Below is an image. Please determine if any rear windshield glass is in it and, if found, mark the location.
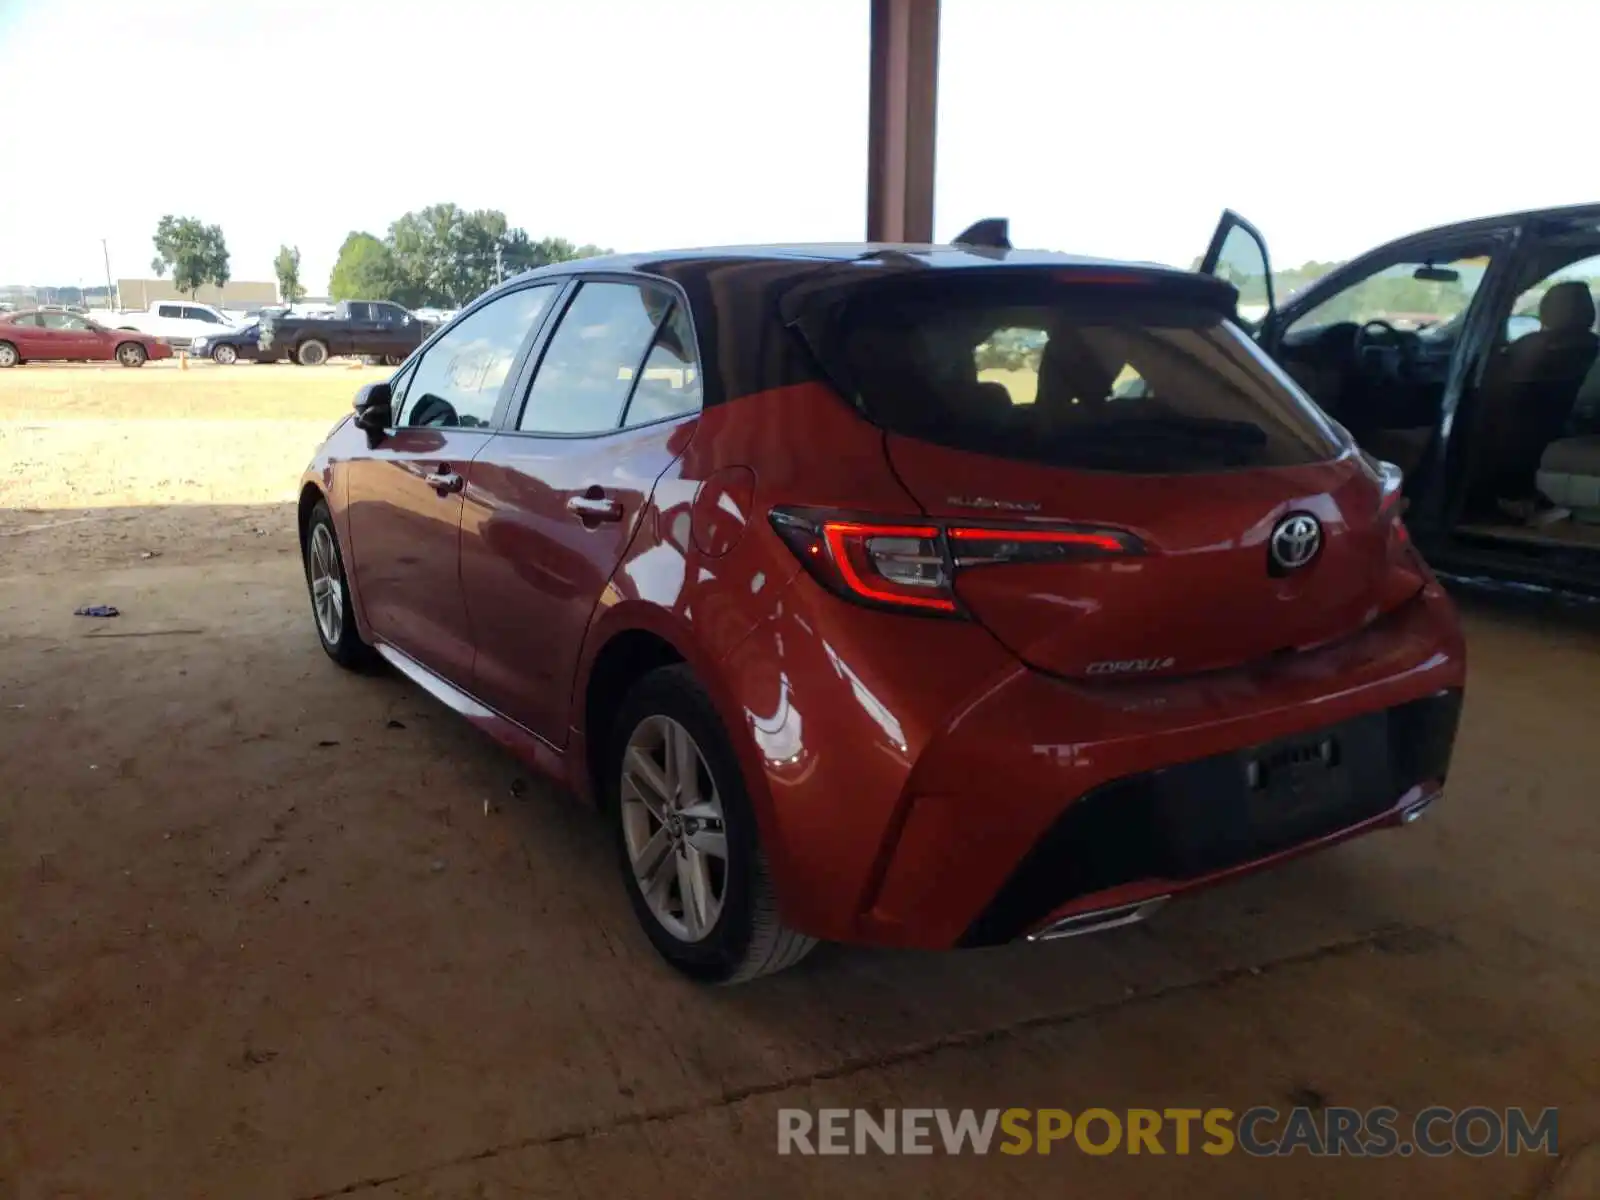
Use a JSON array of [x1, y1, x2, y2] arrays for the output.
[[814, 276, 1342, 473]]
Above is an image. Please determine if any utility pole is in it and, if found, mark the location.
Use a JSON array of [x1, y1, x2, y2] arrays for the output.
[[101, 238, 116, 311]]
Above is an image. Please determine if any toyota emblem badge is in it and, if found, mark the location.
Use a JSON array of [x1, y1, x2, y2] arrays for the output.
[[1269, 513, 1322, 572]]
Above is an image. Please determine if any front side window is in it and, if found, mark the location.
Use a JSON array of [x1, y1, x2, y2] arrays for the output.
[[1288, 254, 1492, 337], [394, 284, 557, 429], [519, 282, 672, 434], [41, 311, 82, 330]]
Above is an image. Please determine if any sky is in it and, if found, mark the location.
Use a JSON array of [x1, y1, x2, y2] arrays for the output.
[[2, 0, 1597, 294]]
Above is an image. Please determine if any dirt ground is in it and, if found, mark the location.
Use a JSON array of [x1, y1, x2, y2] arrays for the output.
[[1, 365, 1598, 1199]]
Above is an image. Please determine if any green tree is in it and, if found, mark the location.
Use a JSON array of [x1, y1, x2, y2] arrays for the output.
[[273, 244, 305, 303], [387, 203, 506, 306], [328, 232, 401, 303], [150, 215, 230, 297], [385, 203, 613, 306], [502, 233, 612, 276]]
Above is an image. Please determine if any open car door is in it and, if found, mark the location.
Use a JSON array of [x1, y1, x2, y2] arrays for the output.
[[1199, 210, 1276, 333]]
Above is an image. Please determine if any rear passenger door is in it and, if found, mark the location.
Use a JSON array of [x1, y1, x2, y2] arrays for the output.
[[460, 279, 703, 743], [4, 312, 49, 358]]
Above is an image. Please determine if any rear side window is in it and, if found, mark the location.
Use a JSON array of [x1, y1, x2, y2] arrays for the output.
[[157, 304, 182, 318], [519, 281, 673, 434], [623, 304, 702, 428], [812, 276, 1341, 472]]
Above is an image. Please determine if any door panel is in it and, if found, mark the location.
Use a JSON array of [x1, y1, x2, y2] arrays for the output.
[[344, 428, 492, 686], [461, 417, 694, 743], [7, 316, 46, 357], [34, 325, 74, 359], [457, 278, 698, 744], [342, 281, 566, 686]]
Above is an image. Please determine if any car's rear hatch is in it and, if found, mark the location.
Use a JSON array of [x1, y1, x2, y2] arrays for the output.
[[786, 263, 1425, 679]]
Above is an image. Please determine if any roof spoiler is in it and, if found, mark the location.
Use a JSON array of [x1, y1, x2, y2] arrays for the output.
[[953, 218, 1012, 250]]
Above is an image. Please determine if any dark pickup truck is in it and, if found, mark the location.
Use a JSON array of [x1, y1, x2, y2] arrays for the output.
[[258, 300, 433, 366]]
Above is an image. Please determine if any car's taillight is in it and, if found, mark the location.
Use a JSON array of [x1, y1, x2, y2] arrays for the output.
[[774, 514, 957, 612], [947, 525, 1137, 565], [769, 507, 1140, 616]]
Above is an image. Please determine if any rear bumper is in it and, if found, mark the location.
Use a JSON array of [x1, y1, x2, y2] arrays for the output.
[[1021, 782, 1441, 944], [721, 578, 1466, 948], [959, 687, 1459, 945]]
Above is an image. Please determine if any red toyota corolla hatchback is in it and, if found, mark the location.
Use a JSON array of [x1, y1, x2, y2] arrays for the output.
[[298, 243, 1466, 983]]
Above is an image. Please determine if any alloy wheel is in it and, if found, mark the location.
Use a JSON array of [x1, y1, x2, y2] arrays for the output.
[[619, 714, 730, 943], [0, 344, 16, 368], [214, 344, 237, 365], [308, 523, 343, 645]]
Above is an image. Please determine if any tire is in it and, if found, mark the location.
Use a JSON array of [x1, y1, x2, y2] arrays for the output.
[[0, 342, 17, 368], [303, 500, 372, 669], [211, 343, 238, 365], [296, 338, 329, 367], [115, 342, 147, 368], [607, 665, 817, 984]]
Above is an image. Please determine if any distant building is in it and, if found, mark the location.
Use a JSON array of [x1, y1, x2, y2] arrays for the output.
[[114, 278, 278, 309]]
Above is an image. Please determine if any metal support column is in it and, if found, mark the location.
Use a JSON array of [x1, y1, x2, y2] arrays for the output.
[[866, 0, 940, 243]]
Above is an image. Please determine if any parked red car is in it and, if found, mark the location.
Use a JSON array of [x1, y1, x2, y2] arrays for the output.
[[298, 240, 1466, 983], [0, 309, 170, 367]]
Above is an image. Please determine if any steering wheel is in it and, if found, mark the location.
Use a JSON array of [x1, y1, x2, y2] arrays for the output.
[[1351, 317, 1419, 376], [1352, 318, 1404, 354]]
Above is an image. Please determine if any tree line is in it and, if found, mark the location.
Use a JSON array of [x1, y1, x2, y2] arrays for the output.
[[328, 205, 609, 308], [141, 205, 608, 310]]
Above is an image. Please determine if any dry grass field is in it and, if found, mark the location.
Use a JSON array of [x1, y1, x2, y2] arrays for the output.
[[0, 362, 386, 569], [1, 364, 1599, 1198]]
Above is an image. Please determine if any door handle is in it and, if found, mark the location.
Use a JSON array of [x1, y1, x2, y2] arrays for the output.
[[567, 493, 624, 522], [424, 469, 464, 495]]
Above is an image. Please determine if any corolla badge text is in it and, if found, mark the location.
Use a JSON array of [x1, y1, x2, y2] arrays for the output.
[[1085, 657, 1177, 676]]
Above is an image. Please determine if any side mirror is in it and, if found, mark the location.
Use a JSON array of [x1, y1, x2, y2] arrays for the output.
[[353, 381, 393, 445]]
